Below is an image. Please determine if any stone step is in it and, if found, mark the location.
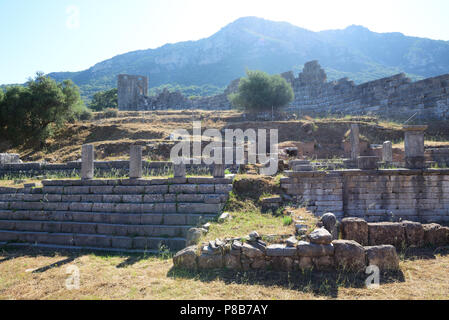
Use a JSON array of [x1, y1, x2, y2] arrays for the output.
[[0, 230, 186, 251], [0, 220, 193, 238], [0, 210, 216, 226], [0, 193, 229, 203], [38, 184, 233, 195], [0, 202, 225, 214], [0, 242, 159, 254]]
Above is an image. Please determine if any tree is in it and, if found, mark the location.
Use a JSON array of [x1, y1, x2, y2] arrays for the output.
[[228, 70, 294, 112], [89, 88, 118, 111], [0, 72, 86, 147]]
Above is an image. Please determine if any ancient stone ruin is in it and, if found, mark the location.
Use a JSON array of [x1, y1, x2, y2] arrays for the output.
[[118, 60, 449, 120]]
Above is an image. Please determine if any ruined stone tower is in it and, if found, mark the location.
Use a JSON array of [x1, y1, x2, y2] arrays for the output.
[[117, 74, 149, 110]]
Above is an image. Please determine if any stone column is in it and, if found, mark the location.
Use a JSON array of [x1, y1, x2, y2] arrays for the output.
[[81, 144, 94, 180], [129, 145, 142, 179], [403, 125, 427, 169], [213, 163, 225, 178], [350, 124, 360, 161], [382, 141, 393, 163], [173, 161, 186, 178]]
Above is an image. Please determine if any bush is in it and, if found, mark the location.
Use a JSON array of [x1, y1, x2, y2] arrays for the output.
[[77, 109, 93, 121], [0, 73, 85, 147], [228, 70, 294, 112], [103, 108, 118, 118], [89, 88, 118, 111]]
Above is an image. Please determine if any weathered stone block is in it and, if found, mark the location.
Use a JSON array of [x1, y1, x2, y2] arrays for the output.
[[296, 241, 334, 257], [173, 246, 198, 269], [365, 245, 399, 271], [368, 222, 406, 247], [402, 221, 424, 247], [308, 228, 332, 245], [423, 223, 449, 246], [266, 244, 297, 257], [333, 240, 366, 271], [341, 217, 369, 246]]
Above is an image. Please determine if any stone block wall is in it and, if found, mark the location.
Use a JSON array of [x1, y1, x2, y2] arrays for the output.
[[0, 177, 233, 252], [281, 169, 449, 223]]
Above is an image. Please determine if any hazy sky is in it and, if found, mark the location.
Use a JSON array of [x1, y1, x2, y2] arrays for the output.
[[1, 0, 448, 85]]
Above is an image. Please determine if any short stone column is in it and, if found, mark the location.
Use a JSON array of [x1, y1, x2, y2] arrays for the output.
[[382, 141, 393, 163], [173, 161, 186, 178], [129, 145, 142, 179], [350, 124, 360, 161], [81, 144, 94, 180], [403, 125, 428, 169], [213, 163, 225, 178]]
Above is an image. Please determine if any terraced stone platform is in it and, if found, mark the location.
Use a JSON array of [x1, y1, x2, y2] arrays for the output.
[[0, 177, 233, 253]]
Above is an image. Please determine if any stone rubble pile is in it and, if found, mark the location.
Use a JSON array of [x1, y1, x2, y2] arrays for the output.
[[173, 227, 400, 272]]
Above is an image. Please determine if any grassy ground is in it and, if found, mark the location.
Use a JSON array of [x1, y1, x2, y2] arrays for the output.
[[1, 245, 448, 300]]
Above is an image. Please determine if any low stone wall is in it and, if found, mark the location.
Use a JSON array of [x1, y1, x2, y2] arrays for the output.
[[281, 169, 449, 223], [173, 229, 400, 272], [341, 217, 449, 247], [0, 177, 233, 252]]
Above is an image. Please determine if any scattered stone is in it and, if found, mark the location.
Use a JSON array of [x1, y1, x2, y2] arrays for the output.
[[202, 222, 211, 231], [248, 231, 260, 242], [24, 183, 36, 188], [333, 240, 366, 272], [218, 212, 231, 222], [230, 240, 243, 256], [321, 212, 338, 240], [365, 245, 400, 271], [286, 236, 298, 247], [308, 228, 332, 245], [186, 227, 207, 246], [295, 224, 308, 235]]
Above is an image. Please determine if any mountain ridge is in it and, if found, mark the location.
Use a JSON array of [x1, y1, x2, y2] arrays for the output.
[[41, 16, 449, 101]]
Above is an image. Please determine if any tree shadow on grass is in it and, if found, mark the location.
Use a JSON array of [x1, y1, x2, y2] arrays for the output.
[[167, 267, 405, 298], [0, 245, 166, 270]]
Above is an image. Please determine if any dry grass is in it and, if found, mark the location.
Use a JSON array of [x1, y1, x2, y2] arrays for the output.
[[0, 247, 448, 300]]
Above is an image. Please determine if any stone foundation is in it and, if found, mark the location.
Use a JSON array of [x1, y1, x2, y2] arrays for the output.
[[173, 232, 400, 272], [281, 169, 449, 223], [341, 217, 449, 247], [0, 177, 233, 252]]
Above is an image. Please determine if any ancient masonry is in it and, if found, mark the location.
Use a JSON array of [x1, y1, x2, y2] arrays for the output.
[[117, 61, 449, 120], [283, 125, 449, 223], [0, 146, 233, 253]]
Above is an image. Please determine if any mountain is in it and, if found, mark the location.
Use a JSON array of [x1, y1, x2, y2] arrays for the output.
[[47, 17, 449, 101]]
